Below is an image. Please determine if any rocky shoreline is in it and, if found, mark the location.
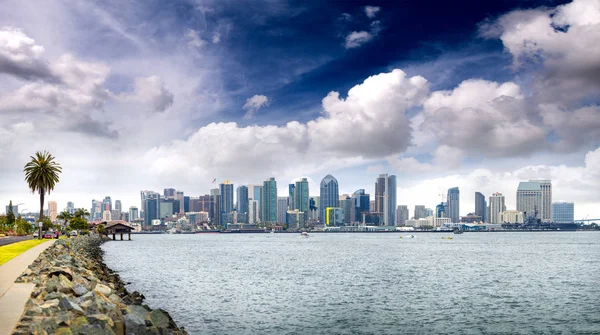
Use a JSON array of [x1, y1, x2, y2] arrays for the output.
[[13, 235, 188, 335]]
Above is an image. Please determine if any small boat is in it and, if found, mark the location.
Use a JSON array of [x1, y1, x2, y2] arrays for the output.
[[301, 232, 309, 238], [442, 236, 453, 240], [407, 234, 416, 238], [453, 230, 463, 234]]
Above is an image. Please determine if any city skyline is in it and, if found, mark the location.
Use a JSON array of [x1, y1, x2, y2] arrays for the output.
[[0, 0, 599, 219]]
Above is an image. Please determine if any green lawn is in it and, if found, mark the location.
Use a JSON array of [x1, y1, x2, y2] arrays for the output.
[[0, 239, 49, 265]]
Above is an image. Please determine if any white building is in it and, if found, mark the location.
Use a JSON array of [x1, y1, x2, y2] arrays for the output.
[[102, 210, 111, 222], [517, 182, 543, 220], [248, 200, 260, 224], [500, 210, 524, 223], [488, 192, 506, 224], [530, 179, 552, 222]]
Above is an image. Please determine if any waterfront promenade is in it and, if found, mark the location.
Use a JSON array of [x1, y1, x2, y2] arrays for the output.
[[0, 240, 54, 335]]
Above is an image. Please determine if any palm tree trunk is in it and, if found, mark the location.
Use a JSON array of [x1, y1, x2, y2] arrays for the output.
[[39, 189, 45, 223]]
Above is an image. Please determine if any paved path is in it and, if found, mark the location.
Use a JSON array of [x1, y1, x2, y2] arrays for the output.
[[0, 240, 54, 335], [0, 236, 33, 247]]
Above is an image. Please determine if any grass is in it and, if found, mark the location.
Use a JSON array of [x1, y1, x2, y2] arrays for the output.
[[0, 239, 50, 265]]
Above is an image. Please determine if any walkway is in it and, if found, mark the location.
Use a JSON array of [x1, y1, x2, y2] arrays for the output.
[[0, 236, 32, 247], [0, 240, 54, 335]]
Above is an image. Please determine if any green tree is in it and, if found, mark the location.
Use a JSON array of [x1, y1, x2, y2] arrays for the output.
[[6, 200, 15, 226], [74, 208, 90, 219], [97, 223, 105, 236], [0, 215, 8, 233], [23, 151, 62, 224], [69, 217, 88, 231], [57, 211, 72, 227], [15, 218, 32, 236], [41, 216, 54, 231]]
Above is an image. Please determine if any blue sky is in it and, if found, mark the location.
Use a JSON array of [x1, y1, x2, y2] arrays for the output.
[[1, 0, 599, 219]]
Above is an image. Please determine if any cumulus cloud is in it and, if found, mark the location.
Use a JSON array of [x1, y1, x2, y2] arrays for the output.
[[540, 104, 600, 151], [0, 27, 56, 81], [364, 6, 381, 19], [119, 76, 174, 112], [388, 145, 464, 173], [481, 0, 600, 103], [344, 31, 373, 49], [242, 94, 269, 119]]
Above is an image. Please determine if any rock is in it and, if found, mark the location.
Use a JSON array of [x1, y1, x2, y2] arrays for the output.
[[46, 276, 61, 293], [123, 312, 147, 335], [48, 267, 74, 281], [95, 283, 112, 296], [149, 309, 171, 328], [88, 313, 115, 329], [44, 291, 65, 301], [74, 284, 89, 297], [55, 327, 73, 335], [58, 274, 74, 294], [58, 297, 85, 316], [80, 299, 101, 314], [109, 293, 124, 305], [39, 299, 60, 315]]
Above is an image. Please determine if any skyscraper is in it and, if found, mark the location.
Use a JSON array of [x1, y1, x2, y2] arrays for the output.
[[351, 189, 370, 224], [176, 191, 185, 215], [144, 193, 160, 226], [103, 196, 112, 213], [277, 197, 289, 223], [128, 206, 139, 222], [261, 178, 278, 223], [48, 201, 58, 222], [414, 205, 426, 219], [219, 181, 234, 219], [552, 201, 574, 223], [396, 205, 409, 226], [140, 190, 156, 220], [530, 180, 552, 222], [248, 200, 259, 224], [517, 182, 542, 220], [435, 202, 446, 218], [294, 178, 310, 215], [164, 188, 176, 199], [183, 196, 190, 213], [489, 192, 506, 224], [319, 174, 339, 223], [236, 185, 249, 223], [309, 197, 319, 221], [341, 196, 353, 225], [447, 187, 460, 223], [374, 174, 396, 226], [211, 188, 221, 226], [475, 192, 486, 223], [66, 201, 75, 215], [288, 184, 296, 210], [91, 200, 102, 220]]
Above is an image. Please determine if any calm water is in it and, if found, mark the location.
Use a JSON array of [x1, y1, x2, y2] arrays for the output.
[[102, 232, 600, 334]]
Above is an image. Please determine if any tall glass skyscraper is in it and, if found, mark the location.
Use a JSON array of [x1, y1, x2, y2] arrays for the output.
[[375, 174, 397, 226], [352, 189, 370, 224], [517, 182, 542, 220], [475, 192, 486, 222], [219, 181, 234, 218], [552, 201, 574, 223], [261, 178, 278, 223], [294, 178, 309, 214], [447, 187, 460, 223], [236, 185, 249, 223], [319, 174, 339, 223]]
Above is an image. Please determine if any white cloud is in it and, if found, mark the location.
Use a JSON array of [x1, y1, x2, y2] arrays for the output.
[[118, 75, 174, 112], [388, 145, 464, 173], [364, 6, 381, 19], [185, 29, 204, 48], [212, 32, 221, 44], [344, 31, 373, 49], [0, 27, 54, 81], [242, 94, 269, 119]]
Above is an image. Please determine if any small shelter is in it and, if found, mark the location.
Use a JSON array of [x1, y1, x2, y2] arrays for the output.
[[105, 222, 134, 241]]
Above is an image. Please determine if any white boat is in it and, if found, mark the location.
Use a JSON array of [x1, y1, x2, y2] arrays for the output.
[[301, 232, 309, 237]]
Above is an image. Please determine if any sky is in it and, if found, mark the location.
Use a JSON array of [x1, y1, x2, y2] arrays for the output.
[[1, 0, 599, 219]]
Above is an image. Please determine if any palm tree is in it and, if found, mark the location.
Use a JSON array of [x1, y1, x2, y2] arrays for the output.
[[74, 208, 90, 219], [23, 151, 62, 224], [57, 210, 72, 227]]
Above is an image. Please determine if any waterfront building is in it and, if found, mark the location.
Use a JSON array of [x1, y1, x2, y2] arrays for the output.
[[115, 200, 122, 216], [294, 178, 310, 215], [425, 208, 433, 217], [287, 209, 306, 230], [164, 188, 176, 199], [414, 205, 426, 219], [66, 201, 75, 215], [489, 192, 506, 224], [435, 202, 446, 218], [351, 189, 370, 224], [289, 184, 296, 210], [183, 196, 190, 213], [530, 180, 552, 222], [461, 213, 482, 223], [447, 187, 460, 223], [159, 201, 173, 219], [325, 207, 344, 226], [370, 200, 375, 213], [187, 212, 209, 225], [236, 186, 249, 223], [435, 217, 452, 227], [176, 191, 185, 215], [375, 174, 397, 226], [309, 197, 319, 221], [277, 197, 289, 223], [552, 201, 574, 223], [248, 185, 263, 212], [140, 190, 158, 220], [341, 196, 353, 225], [48, 201, 58, 222], [144, 192, 160, 226], [319, 174, 339, 223], [396, 205, 409, 226], [261, 178, 278, 223], [219, 181, 234, 220], [500, 210, 524, 223], [129, 206, 139, 222], [517, 182, 542, 220], [248, 200, 259, 224], [211, 188, 221, 226], [475, 192, 486, 222]]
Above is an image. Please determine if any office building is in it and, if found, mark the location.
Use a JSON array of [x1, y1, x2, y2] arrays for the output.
[[237, 186, 249, 223], [326, 207, 344, 226], [374, 174, 397, 226], [351, 189, 370, 224], [164, 188, 176, 199], [211, 188, 221, 226], [289, 184, 296, 210], [287, 210, 306, 230], [341, 196, 353, 225], [447, 187, 460, 223], [309, 197, 319, 221], [176, 191, 185, 214], [552, 201, 574, 223], [517, 182, 542, 220], [396, 205, 409, 226], [489, 192, 506, 224], [475, 192, 486, 223], [102, 196, 112, 213], [320, 174, 339, 223], [500, 210, 524, 223], [435, 202, 446, 218], [159, 201, 173, 219], [294, 178, 310, 214], [129, 207, 139, 222], [91, 200, 102, 220], [183, 196, 190, 213], [48, 201, 58, 222], [261, 178, 278, 223], [220, 181, 234, 219], [144, 193, 160, 226], [248, 200, 259, 224], [277, 197, 289, 223], [102, 210, 111, 222], [414, 205, 426, 219], [66, 202, 75, 215], [530, 180, 552, 222]]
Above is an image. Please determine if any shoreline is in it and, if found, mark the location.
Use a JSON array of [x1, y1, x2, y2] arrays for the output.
[[12, 235, 188, 335]]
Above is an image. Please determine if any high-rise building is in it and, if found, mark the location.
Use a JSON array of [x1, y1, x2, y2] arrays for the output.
[[176, 191, 185, 215], [500, 210, 524, 223], [164, 188, 176, 199], [248, 200, 259, 224], [396, 205, 409, 226], [319, 174, 339, 223], [211, 189, 221, 226], [287, 210, 306, 230], [351, 189, 370, 224], [325, 207, 344, 226], [341, 196, 353, 225], [530, 180, 552, 222], [236, 186, 249, 223], [294, 178, 310, 215], [102, 210, 111, 222], [183, 196, 190, 213], [102, 196, 112, 213], [128, 206, 139, 222], [5, 203, 18, 215], [517, 182, 542, 220], [144, 193, 160, 226], [66, 202, 75, 215], [91, 200, 102, 220], [113, 200, 122, 220], [277, 197, 289, 224], [219, 181, 234, 218], [552, 202, 574, 223], [475, 192, 486, 222], [159, 201, 174, 218], [288, 184, 296, 210], [260, 178, 278, 223], [48, 201, 58, 222], [414, 205, 426, 219], [447, 187, 460, 223], [488, 192, 506, 224], [435, 202, 446, 218], [309, 197, 319, 221], [373, 174, 396, 226], [140, 191, 157, 220]]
